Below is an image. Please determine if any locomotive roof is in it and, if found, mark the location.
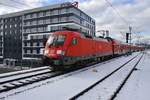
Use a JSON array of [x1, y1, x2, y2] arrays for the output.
[[53, 30, 80, 36], [93, 37, 110, 42]]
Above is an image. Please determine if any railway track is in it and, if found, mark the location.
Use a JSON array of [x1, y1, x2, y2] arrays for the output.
[[70, 53, 143, 100], [110, 53, 144, 100], [0, 67, 63, 93], [0, 66, 49, 79]]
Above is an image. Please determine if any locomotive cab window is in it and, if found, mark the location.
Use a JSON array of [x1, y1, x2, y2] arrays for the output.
[[47, 34, 66, 46], [55, 35, 66, 46], [71, 38, 77, 45]]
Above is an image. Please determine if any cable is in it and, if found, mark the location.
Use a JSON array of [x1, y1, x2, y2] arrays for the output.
[[105, 0, 130, 26], [104, 0, 140, 38], [0, 2, 21, 9], [10, 0, 32, 7], [104, 0, 143, 44]]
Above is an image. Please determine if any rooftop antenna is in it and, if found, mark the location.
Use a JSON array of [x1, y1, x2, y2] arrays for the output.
[[71, 1, 78, 8]]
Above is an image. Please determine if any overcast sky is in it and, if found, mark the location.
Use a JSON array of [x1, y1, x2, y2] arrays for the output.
[[0, 0, 150, 43]]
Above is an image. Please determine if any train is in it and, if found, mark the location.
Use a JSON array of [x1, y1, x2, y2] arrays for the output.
[[42, 30, 144, 70]]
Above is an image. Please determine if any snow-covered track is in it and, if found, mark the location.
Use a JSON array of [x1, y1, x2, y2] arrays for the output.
[[0, 67, 63, 93], [110, 53, 144, 100], [70, 54, 143, 100], [0, 66, 49, 79]]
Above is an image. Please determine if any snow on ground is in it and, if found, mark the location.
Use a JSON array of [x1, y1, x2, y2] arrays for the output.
[[0, 53, 139, 100], [114, 51, 150, 100], [77, 53, 143, 100], [0, 69, 50, 83], [0, 66, 48, 78]]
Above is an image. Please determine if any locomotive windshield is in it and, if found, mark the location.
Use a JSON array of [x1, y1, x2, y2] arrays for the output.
[[46, 34, 66, 46]]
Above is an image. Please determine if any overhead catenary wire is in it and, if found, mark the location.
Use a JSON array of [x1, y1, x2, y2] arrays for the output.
[[104, 0, 140, 39], [104, 0, 143, 45], [104, 0, 130, 26], [10, 0, 33, 7], [0, 0, 46, 10], [0, 2, 21, 9]]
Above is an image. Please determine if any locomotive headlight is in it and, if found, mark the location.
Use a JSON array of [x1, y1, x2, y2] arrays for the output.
[[44, 49, 49, 55], [56, 50, 65, 55]]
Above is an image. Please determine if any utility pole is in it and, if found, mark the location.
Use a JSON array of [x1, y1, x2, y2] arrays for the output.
[[129, 26, 132, 54]]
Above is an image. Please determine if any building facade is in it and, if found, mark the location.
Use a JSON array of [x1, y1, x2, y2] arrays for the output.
[[0, 18, 3, 63], [0, 2, 95, 67]]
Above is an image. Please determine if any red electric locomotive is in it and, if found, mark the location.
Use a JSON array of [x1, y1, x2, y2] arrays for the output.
[[42, 30, 143, 70]]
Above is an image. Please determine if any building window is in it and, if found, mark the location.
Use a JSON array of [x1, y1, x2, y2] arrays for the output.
[[24, 29, 26, 33], [24, 21, 27, 26], [31, 28, 37, 33], [24, 50, 27, 54], [30, 14, 33, 18], [15, 30, 17, 34], [35, 35, 38, 39], [15, 17, 17, 21], [60, 8, 67, 14], [26, 21, 30, 26], [9, 32, 12, 35], [37, 49, 40, 54], [37, 42, 39, 46], [9, 25, 11, 28], [39, 12, 43, 17], [25, 14, 31, 19], [27, 28, 31, 33], [51, 26, 58, 31], [33, 13, 37, 18], [0, 19, 2, 23], [37, 35, 43, 39], [37, 27, 43, 32], [27, 43, 30, 47], [60, 17, 67, 22], [38, 19, 43, 24], [24, 36, 28, 40], [5, 19, 7, 23], [43, 27, 47, 32], [27, 50, 31, 54], [9, 18, 12, 22], [46, 10, 51, 16], [0, 32, 2, 35], [5, 25, 7, 29], [15, 24, 17, 27], [30, 36, 33, 39], [40, 42, 43, 46], [51, 10, 54, 15], [33, 42, 37, 46], [52, 17, 58, 23], [70, 7, 80, 16], [0, 25, 2, 29], [54, 9, 58, 15], [33, 50, 37, 54], [45, 19, 50, 24], [24, 43, 27, 46]]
